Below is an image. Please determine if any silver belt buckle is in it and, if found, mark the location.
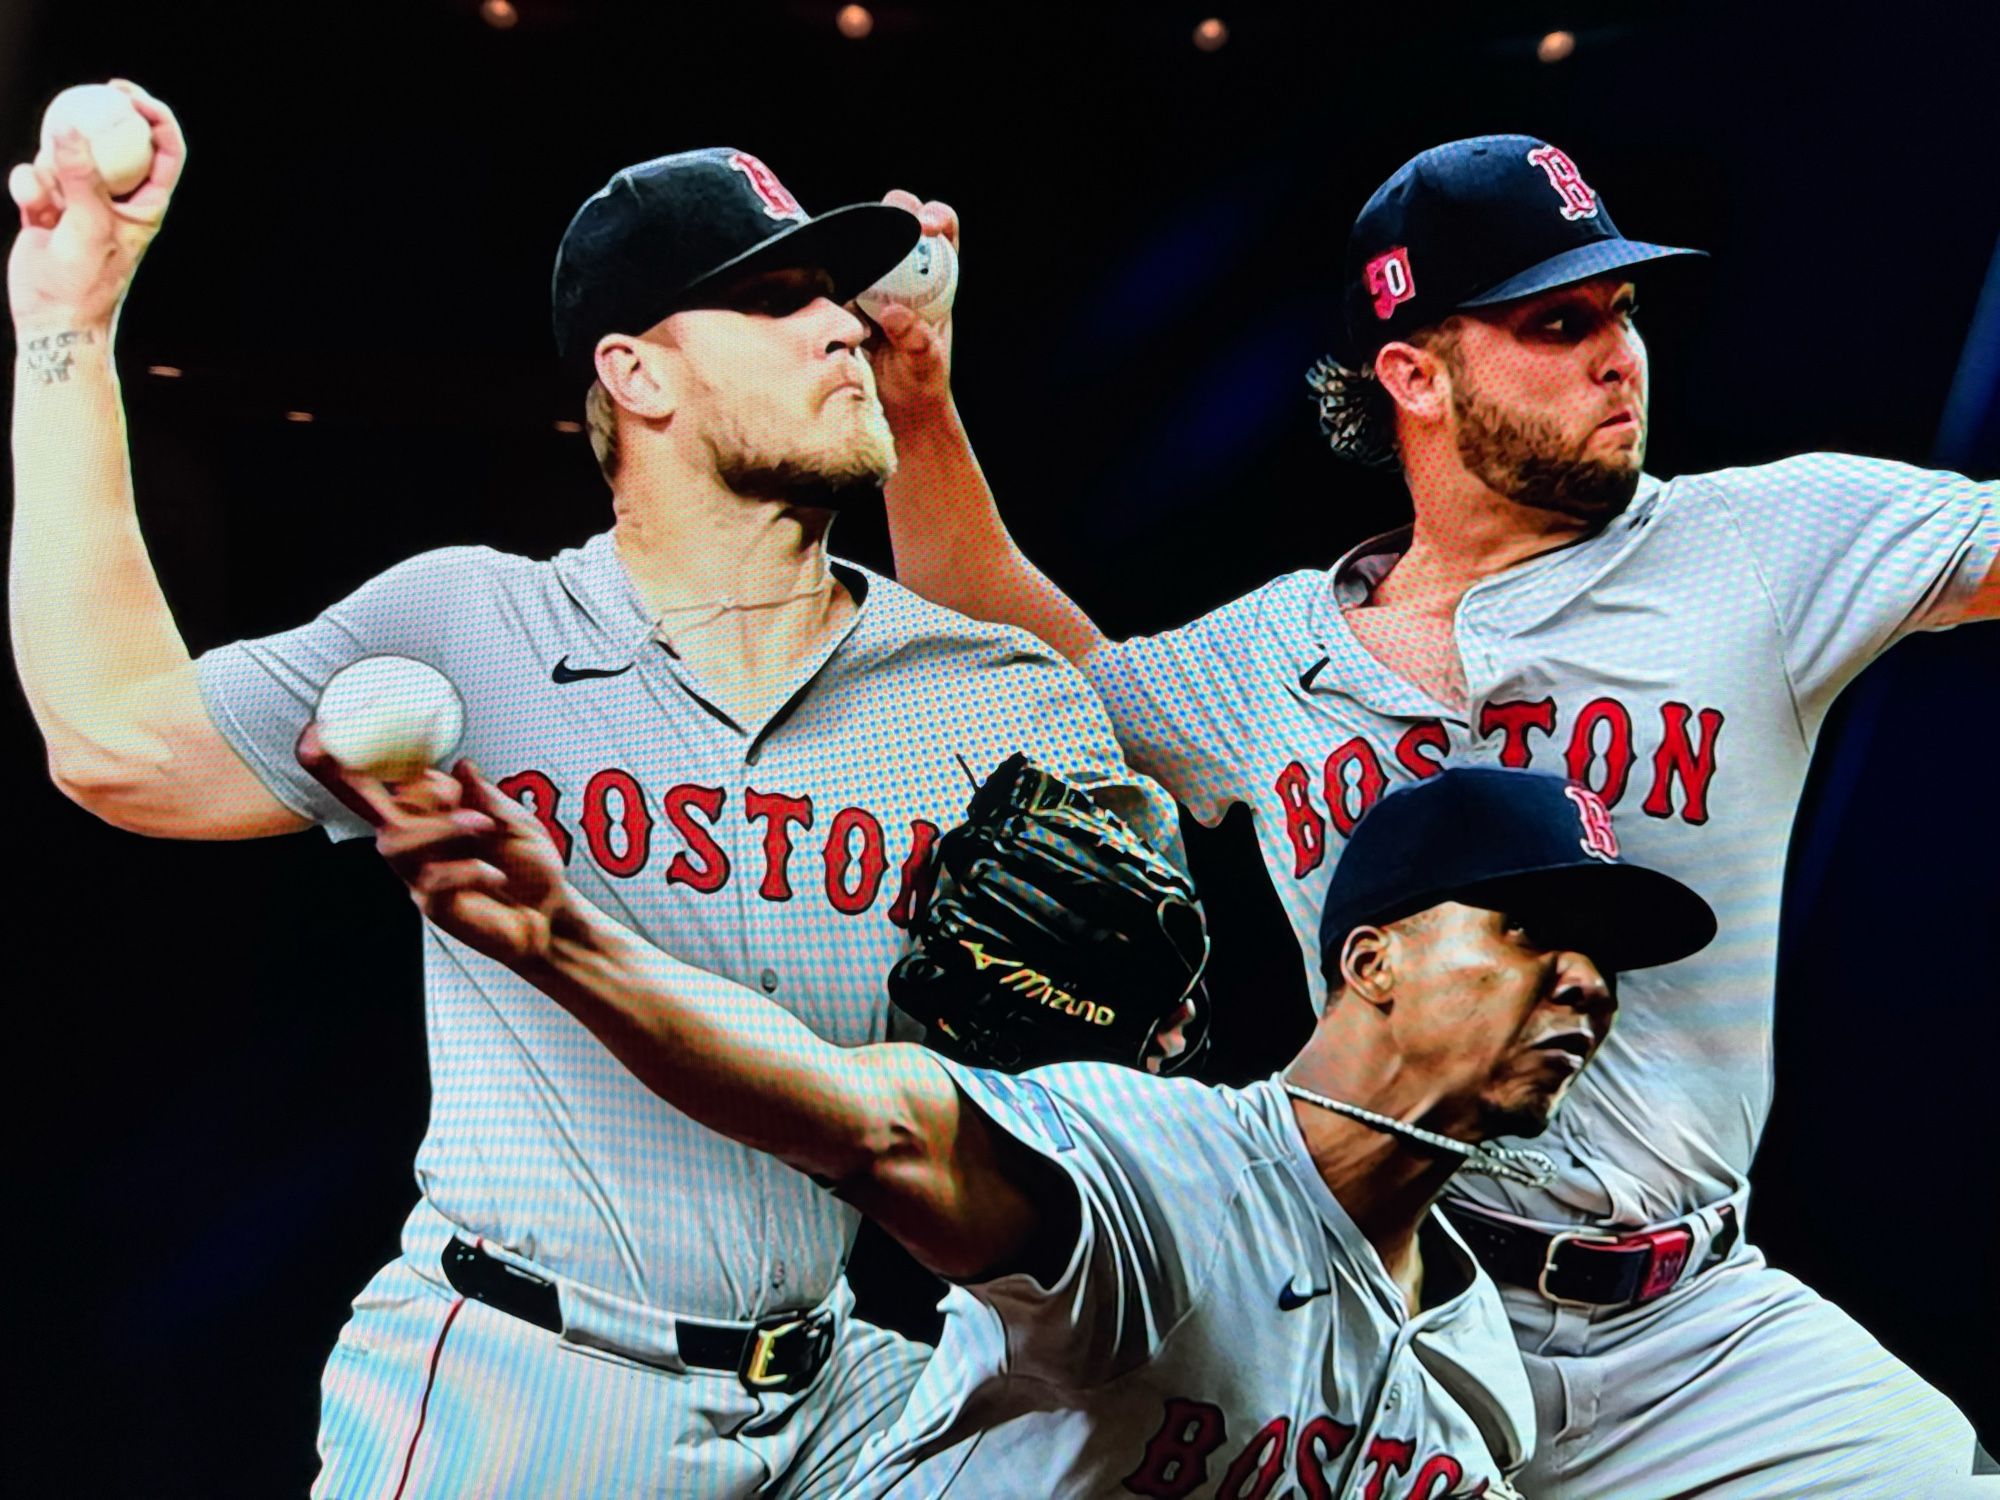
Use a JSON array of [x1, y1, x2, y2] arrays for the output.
[[1537, 1227, 1621, 1307]]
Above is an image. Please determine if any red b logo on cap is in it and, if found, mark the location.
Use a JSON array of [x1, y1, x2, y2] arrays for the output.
[[1526, 145, 1599, 222], [1565, 784, 1620, 862], [728, 152, 805, 221], [1366, 246, 1416, 321]]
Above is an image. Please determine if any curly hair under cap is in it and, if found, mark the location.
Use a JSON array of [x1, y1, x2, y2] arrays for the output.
[[1307, 320, 1466, 471], [1305, 356, 1400, 469]]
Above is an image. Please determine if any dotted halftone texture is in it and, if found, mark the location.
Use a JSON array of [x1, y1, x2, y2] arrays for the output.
[[195, 529, 1156, 1333], [1505, 1252, 1983, 1493], [1083, 454, 1997, 1236], [314, 1259, 926, 1497], [854, 1060, 1531, 1495]]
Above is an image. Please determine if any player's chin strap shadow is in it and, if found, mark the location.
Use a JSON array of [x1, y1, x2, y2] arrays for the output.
[[1305, 356, 1402, 471], [1282, 1081, 1559, 1189]]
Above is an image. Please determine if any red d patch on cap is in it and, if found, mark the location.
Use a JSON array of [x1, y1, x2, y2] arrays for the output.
[[1366, 246, 1416, 320]]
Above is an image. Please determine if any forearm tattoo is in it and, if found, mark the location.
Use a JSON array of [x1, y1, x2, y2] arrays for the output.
[[22, 328, 97, 384]]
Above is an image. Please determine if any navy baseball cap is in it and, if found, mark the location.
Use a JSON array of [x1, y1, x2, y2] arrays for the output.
[[1319, 768, 1715, 977], [552, 148, 919, 384], [1341, 135, 1706, 365]]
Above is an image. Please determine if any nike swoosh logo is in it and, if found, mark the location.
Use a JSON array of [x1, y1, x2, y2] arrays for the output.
[[1277, 1277, 1332, 1311], [551, 657, 634, 684], [1298, 655, 1330, 692]]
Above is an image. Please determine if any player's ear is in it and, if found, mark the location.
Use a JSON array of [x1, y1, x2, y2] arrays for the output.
[[1338, 925, 1396, 1010], [595, 333, 677, 423], [1373, 339, 1451, 425]]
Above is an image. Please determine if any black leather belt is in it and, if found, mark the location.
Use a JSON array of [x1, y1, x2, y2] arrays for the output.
[[1443, 1201, 1738, 1308], [440, 1238, 836, 1395]]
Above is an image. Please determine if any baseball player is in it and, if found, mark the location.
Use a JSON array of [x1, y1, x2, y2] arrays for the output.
[[8, 85, 1181, 1496], [866, 138, 2000, 1493], [309, 744, 1719, 1499]]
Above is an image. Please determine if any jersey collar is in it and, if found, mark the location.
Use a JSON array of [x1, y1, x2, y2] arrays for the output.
[[1307, 475, 1668, 716], [551, 529, 881, 669], [1252, 1076, 1485, 1325], [1303, 525, 1454, 719]]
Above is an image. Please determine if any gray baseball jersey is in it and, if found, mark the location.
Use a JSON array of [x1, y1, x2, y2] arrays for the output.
[[1083, 454, 1997, 1228], [854, 1061, 1532, 1499], [198, 530, 1172, 1320]]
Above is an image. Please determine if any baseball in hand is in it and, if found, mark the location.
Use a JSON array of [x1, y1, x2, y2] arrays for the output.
[[858, 233, 957, 325], [40, 84, 155, 197], [314, 656, 468, 783]]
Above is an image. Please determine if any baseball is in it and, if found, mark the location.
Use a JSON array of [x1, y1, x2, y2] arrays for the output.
[[39, 84, 155, 198], [314, 656, 468, 783], [858, 233, 958, 325]]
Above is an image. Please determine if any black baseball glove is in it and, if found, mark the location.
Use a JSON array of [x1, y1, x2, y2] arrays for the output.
[[887, 753, 1211, 1075]]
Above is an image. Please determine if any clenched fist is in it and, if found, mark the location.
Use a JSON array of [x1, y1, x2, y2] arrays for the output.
[[8, 80, 186, 336]]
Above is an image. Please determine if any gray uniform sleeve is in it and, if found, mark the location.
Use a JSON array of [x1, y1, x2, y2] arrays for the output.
[[960, 637, 1187, 868], [1080, 581, 1301, 828], [195, 546, 498, 840], [936, 1059, 1239, 1391], [1700, 454, 1998, 711]]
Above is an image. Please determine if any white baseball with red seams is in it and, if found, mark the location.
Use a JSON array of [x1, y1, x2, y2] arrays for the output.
[[313, 654, 467, 782], [858, 233, 957, 325], [39, 84, 154, 196]]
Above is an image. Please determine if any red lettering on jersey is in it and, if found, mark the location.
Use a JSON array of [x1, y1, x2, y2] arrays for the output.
[[1358, 1435, 1417, 1500], [497, 769, 572, 865], [1293, 1415, 1357, 1500], [1216, 1415, 1289, 1499], [663, 782, 730, 893], [727, 151, 805, 220], [1124, 1398, 1227, 1499], [1564, 695, 1635, 804], [745, 788, 814, 901], [1478, 697, 1557, 768], [1410, 1453, 1466, 1499], [1366, 246, 1416, 321], [1276, 760, 1327, 877], [1565, 783, 1620, 861], [1642, 702, 1725, 824], [887, 819, 941, 929], [1324, 736, 1388, 836], [1525, 144, 1599, 221], [1394, 721, 1450, 779], [580, 767, 652, 878], [823, 806, 888, 915]]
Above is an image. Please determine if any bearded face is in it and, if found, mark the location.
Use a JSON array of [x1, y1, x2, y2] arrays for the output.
[[698, 355, 897, 511], [1447, 356, 1646, 521], [1402, 276, 1652, 521], [635, 265, 900, 511]]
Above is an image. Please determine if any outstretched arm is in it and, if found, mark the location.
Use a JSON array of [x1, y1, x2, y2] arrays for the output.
[[870, 191, 1109, 666], [299, 730, 1064, 1282], [8, 81, 302, 839]]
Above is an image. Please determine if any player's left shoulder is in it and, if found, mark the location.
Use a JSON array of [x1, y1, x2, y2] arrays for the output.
[[1006, 1063, 1253, 1166], [1674, 450, 1984, 512], [841, 558, 1074, 674]]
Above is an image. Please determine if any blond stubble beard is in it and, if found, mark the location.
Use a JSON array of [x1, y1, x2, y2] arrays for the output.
[[706, 389, 897, 510]]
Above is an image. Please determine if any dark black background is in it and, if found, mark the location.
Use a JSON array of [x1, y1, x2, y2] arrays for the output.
[[4, 2, 1996, 1493]]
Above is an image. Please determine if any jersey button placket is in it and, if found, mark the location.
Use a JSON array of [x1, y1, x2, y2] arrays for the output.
[[1454, 588, 1501, 705], [730, 755, 778, 1305]]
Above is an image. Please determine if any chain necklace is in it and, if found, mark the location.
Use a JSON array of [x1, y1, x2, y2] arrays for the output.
[[1282, 1081, 1558, 1189], [650, 575, 838, 637]]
